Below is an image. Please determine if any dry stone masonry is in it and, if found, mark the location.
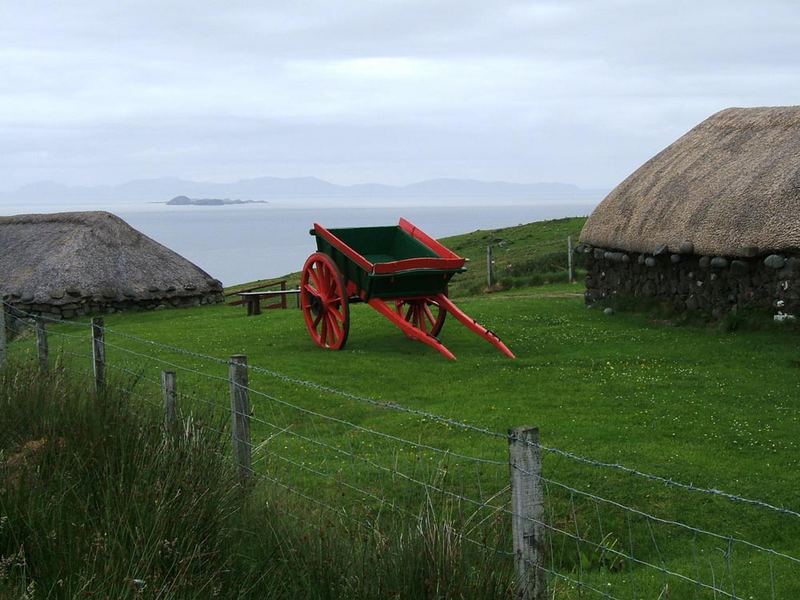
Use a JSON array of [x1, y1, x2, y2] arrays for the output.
[[579, 244, 800, 318], [2, 281, 224, 322]]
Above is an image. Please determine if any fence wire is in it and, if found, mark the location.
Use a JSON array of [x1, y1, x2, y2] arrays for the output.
[[2, 300, 799, 598]]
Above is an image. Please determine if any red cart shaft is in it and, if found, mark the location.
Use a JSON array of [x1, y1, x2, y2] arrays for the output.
[[432, 294, 516, 359], [367, 298, 457, 360]]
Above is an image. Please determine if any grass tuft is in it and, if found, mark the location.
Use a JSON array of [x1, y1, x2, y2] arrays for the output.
[[0, 361, 515, 599]]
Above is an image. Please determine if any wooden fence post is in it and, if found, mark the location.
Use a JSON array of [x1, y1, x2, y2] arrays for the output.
[[568, 236, 574, 284], [92, 318, 105, 393], [161, 370, 177, 432], [509, 426, 547, 600], [0, 304, 6, 369], [487, 245, 494, 288], [36, 319, 48, 370], [229, 354, 252, 482]]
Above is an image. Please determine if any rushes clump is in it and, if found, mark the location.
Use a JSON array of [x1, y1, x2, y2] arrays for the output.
[[0, 362, 513, 599], [0, 363, 239, 598]]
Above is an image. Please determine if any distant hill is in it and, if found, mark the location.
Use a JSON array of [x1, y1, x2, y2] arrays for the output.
[[1, 176, 606, 204]]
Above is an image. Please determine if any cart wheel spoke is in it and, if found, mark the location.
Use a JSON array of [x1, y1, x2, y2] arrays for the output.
[[320, 316, 328, 345], [326, 313, 342, 343], [423, 305, 436, 327], [329, 305, 344, 324], [309, 265, 327, 296], [325, 270, 337, 296]]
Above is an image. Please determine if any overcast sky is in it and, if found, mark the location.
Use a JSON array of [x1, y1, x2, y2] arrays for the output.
[[1, 0, 798, 191]]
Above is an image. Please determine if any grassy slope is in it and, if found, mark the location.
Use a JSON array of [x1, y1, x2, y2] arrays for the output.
[[440, 216, 587, 295], [8, 216, 800, 597]]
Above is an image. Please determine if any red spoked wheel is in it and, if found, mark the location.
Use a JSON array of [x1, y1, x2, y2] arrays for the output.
[[301, 253, 350, 350], [395, 297, 446, 338]]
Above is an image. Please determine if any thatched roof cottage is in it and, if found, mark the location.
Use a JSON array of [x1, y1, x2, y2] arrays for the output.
[[0, 211, 224, 320], [579, 106, 800, 317]]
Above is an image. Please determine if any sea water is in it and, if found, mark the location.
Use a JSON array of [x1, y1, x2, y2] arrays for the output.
[[2, 198, 597, 285]]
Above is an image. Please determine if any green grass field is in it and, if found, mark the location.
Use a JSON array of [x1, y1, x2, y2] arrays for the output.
[[5, 216, 800, 597], [440, 216, 586, 295]]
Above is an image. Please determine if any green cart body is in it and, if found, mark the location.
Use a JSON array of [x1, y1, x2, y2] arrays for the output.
[[312, 223, 466, 301]]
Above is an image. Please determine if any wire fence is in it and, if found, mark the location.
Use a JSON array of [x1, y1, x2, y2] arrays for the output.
[[2, 301, 799, 599]]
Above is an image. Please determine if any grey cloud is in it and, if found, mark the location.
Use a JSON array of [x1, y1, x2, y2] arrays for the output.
[[1, 1, 799, 192]]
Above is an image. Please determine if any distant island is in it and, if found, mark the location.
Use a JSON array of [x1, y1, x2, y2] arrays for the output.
[[166, 196, 267, 206]]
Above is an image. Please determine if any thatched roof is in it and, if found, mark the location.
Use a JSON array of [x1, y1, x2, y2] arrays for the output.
[[0, 211, 222, 304], [580, 106, 800, 257]]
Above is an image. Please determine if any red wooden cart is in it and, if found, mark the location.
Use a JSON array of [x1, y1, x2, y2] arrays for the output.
[[300, 218, 515, 360]]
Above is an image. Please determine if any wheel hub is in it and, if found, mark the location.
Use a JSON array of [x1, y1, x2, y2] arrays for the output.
[[309, 293, 323, 316]]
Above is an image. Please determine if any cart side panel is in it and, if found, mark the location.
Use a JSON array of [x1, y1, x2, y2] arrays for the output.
[[398, 218, 462, 259], [315, 234, 375, 298], [388, 228, 439, 260], [368, 270, 460, 299], [328, 226, 440, 263]]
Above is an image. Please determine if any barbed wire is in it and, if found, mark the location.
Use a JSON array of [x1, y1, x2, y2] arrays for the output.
[[7, 298, 797, 521], [99, 338, 508, 467], [247, 436, 737, 597], [537, 564, 621, 600], [99, 339, 231, 383], [6, 301, 800, 525], [533, 468, 800, 566], [251, 462, 517, 571], [59, 348, 94, 361], [241, 393, 792, 596], [0, 302, 88, 327], [6, 302, 800, 597], [243, 408, 510, 523], [103, 361, 162, 386], [519, 503, 736, 598], [13, 311, 800, 584], [14, 314, 800, 562], [253, 448, 424, 525]]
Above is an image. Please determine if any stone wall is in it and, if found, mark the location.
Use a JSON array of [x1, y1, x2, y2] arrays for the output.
[[2, 284, 225, 324], [579, 244, 800, 319]]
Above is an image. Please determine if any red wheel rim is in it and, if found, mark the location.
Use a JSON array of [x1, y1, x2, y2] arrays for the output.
[[394, 298, 446, 337], [301, 253, 350, 350]]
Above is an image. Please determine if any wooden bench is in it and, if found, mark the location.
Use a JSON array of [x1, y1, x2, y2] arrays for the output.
[[237, 290, 300, 316], [227, 279, 288, 306]]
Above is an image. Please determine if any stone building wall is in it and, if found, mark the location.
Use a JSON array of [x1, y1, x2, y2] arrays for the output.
[[2, 283, 225, 324], [579, 244, 800, 318]]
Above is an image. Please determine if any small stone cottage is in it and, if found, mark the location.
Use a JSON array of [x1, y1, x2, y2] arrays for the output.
[[0, 211, 224, 320], [579, 106, 800, 318]]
